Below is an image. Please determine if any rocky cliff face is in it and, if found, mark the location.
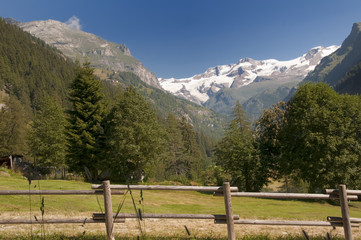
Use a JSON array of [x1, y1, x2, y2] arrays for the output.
[[160, 46, 339, 105], [19, 19, 161, 88], [303, 22, 361, 87]]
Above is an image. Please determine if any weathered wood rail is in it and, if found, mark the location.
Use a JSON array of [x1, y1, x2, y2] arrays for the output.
[[92, 213, 241, 220], [0, 190, 124, 195], [0, 182, 359, 240], [217, 191, 358, 200], [215, 219, 359, 227], [91, 184, 239, 192], [0, 218, 126, 224]]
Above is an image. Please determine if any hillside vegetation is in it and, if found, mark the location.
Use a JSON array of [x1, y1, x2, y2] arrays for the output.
[[0, 18, 75, 111], [335, 59, 361, 94]]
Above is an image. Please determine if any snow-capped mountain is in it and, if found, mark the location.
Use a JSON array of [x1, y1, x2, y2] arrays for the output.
[[159, 46, 339, 105]]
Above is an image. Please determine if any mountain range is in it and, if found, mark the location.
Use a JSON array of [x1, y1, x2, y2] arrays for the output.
[[159, 46, 339, 105], [160, 46, 341, 119]]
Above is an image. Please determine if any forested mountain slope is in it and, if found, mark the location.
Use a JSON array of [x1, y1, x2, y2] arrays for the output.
[[335, 59, 361, 94], [0, 18, 75, 111]]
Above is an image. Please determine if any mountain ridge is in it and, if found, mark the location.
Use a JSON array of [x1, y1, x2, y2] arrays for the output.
[[303, 22, 361, 87], [17, 19, 161, 89]]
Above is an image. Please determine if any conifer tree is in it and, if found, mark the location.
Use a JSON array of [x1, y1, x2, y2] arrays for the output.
[[66, 63, 105, 181], [27, 96, 67, 169], [215, 101, 266, 191], [164, 113, 186, 178], [0, 95, 27, 156], [179, 116, 202, 180], [256, 101, 287, 179]]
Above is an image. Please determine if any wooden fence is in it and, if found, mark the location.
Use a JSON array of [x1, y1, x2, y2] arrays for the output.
[[0, 182, 359, 240]]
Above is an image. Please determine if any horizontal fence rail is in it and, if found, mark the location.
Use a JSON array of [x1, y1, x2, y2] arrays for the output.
[[215, 192, 358, 200], [93, 213, 240, 220], [92, 184, 238, 192], [0, 190, 124, 195], [325, 189, 361, 196], [0, 218, 125, 224], [328, 216, 361, 223], [215, 219, 359, 227]]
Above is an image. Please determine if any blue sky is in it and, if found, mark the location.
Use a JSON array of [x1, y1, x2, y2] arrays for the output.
[[1, 0, 361, 78]]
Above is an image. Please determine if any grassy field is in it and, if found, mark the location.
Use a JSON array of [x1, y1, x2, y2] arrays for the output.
[[0, 169, 360, 239]]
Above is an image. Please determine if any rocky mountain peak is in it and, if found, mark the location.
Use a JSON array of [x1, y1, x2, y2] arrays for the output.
[[304, 47, 320, 60], [19, 19, 161, 88], [3, 17, 21, 25]]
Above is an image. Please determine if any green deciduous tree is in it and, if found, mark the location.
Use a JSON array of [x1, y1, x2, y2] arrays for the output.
[[27, 96, 67, 169], [215, 101, 266, 191], [66, 63, 105, 181], [104, 86, 165, 182], [279, 83, 361, 191]]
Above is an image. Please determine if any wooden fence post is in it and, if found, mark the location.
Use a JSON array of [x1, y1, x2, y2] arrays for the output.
[[339, 184, 353, 240], [103, 180, 115, 240], [223, 182, 235, 240]]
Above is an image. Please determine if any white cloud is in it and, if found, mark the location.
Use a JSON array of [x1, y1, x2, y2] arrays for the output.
[[65, 16, 82, 30]]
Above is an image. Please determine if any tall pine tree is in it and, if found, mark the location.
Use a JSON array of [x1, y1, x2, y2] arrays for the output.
[[179, 116, 202, 180], [215, 101, 266, 191], [164, 113, 186, 178], [66, 63, 105, 181], [0, 95, 27, 156]]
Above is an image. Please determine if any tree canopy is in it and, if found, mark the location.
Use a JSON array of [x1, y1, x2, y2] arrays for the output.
[[257, 83, 361, 191], [27, 95, 67, 169], [104, 85, 165, 182]]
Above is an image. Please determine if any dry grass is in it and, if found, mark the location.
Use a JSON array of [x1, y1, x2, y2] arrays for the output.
[[0, 213, 360, 239]]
